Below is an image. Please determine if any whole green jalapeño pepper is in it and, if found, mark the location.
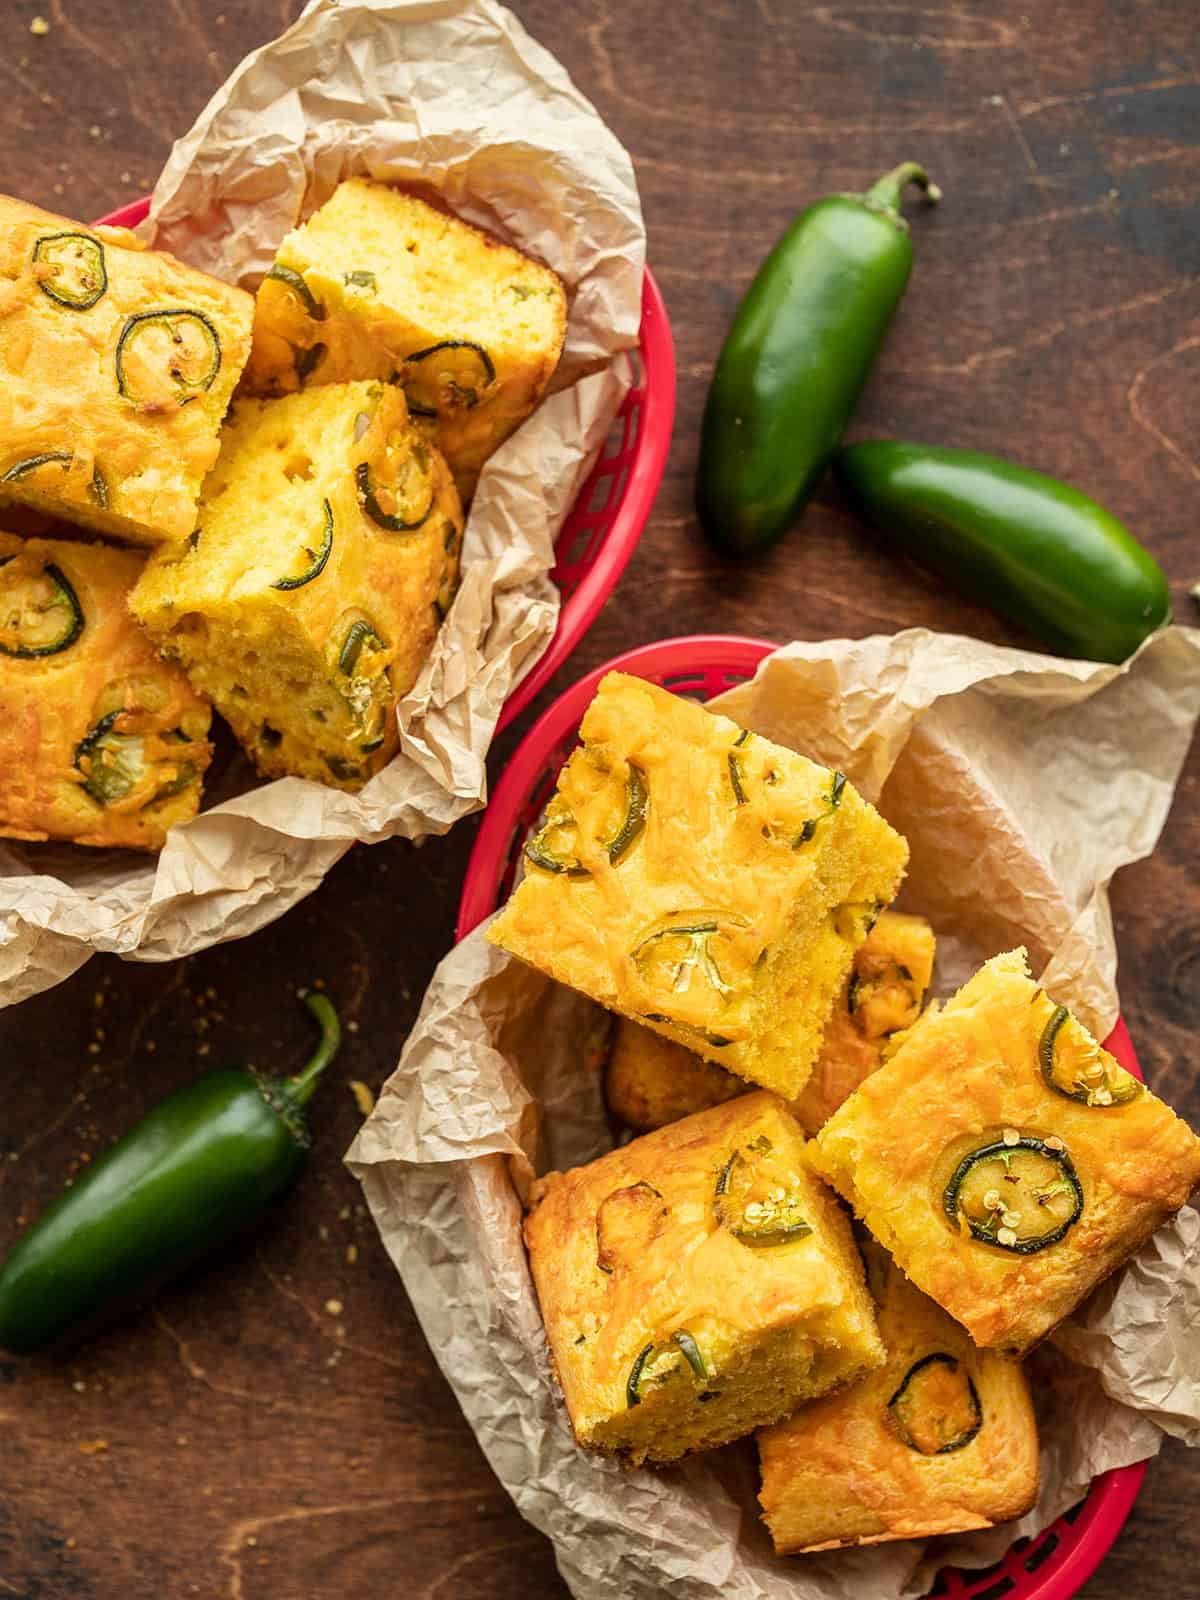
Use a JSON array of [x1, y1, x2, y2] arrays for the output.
[[0, 992, 341, 1355], [696, 161, 939, 558], [834, 442, 1171, 663]]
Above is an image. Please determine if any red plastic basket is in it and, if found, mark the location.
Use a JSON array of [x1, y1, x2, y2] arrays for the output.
[[458, 633, 1149, 1600], [96, 198, 675, 734]]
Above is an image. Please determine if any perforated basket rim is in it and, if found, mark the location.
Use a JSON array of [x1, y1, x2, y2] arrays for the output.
[[457, 631, 1148, 1600], [94, 197, 673, 736]]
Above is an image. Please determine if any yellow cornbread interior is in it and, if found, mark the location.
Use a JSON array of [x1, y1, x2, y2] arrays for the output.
[[130, 380, 462, 791], [811, 948, 1200, 1352], [605, 911, 936, 1136], [524, 1092, 885, 1467], [0, 530, 211, 850], [757, 1244, 1038, 1553], [0, 194, 253, 546], [488, 673, 909, 1101], [242, 179, 567, 503]]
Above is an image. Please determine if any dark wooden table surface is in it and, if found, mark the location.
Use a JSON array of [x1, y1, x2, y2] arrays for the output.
[[3, 2, 1199, 1595]]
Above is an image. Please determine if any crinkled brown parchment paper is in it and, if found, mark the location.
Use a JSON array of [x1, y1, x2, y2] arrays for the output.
[[0, 0, 644, 1006], [349, 625, 1200, 1600]]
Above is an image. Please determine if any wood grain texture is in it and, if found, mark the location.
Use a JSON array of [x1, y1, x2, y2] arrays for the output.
[[2, 0, 1199, 1595]]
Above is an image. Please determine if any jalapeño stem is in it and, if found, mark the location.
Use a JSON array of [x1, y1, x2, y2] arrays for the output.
[[278, 992, 342, 1109], [863, 162, 942, 214]]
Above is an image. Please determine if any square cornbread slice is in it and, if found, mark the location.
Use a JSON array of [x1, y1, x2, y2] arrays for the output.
[[758, 1243, 1038, 1553], [605, 911, 936, 1136], [811, 948, 1200, 1352], [525, 1091, 885, 1467], [0, 530, 211, 850], [241, 179, 567, 503], [0, 193, 253, 546], [489, 673, 909, 1100], [130, 380, 462, 790]]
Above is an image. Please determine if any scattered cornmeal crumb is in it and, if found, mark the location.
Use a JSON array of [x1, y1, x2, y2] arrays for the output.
[[348, 1080, 375, 1116], [324, 1298, 343, 1316], [78, 1439, 109, 1455], [346, 1244, 359, 1265], [30, 16, 50, 35]]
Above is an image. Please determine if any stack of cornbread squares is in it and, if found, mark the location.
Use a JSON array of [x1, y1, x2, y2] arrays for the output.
[[0, 179, 566, 847], [488, 671, 1200, 1556]]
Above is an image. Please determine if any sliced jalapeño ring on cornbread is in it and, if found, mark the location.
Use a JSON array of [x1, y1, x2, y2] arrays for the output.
[[604, 911, 936, 1137], [489, 672, 909, 1102], [524, 1091, 884, 1467], [129, 380, 463, 791], [0, 548, 84, 658], [757, 1242, 1038, 1552], [810, 948, 1200, 1352], [241, 178, 567, 505], [0, 192, 253, 545], [0, 530, 212, 850]]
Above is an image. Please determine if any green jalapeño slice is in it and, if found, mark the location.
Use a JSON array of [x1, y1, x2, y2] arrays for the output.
[[887, 1352, 982, 1455], [631, 909, 750, 1004], [626, 1328, 709, 1408], [2, 451, 108, 508], [728, 729, 751, 806], [714, 1137, 812, 1248], [943, 1133, 1083, 1254], [1039, 1004, 1141, 1108], [336, 619, 389, 750], [403, 339, 496, 416], [524, 763, 648, 877], [74, 713, 195, 808], [32, 231, 107, 310], [272, 499, 333, 591], [265, 264, 326, 321], [115, 309, 221, 409], [0, 554, 83, 657], [356, 441, 435, 533], [794, 770, 847, 847]]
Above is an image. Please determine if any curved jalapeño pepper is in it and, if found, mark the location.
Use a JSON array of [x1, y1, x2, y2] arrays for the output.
[[3, 451, 108, 508], [697, 161, 939, 557], [0, 993, 341, 1355], [834, 441, 1170, 664]]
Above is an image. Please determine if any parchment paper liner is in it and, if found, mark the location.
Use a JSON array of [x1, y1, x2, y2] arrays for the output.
[[0, 0, 645, 1006], [350, 626, 1200, 1599]]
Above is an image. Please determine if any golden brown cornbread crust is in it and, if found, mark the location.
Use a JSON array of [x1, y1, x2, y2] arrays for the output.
[[130, 381, 461, 790], [525, 1092, 884, 1467], [811, 948, 1200, 1352], [0, 530, 211, 850], [758, 1247, 1038, 1553], [0, 193, 253, 546], [489, 673, 909, 1101], [242, 179, 566, 504]]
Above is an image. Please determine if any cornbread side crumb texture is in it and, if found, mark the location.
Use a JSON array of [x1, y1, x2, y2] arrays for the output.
[[605, 911, 936, 1136], [242, 179, 567, 504], [488, 673, 909, 1101], [525, 1092, 885, 1467], [758, 1244, 1038, 1553], [0, 194, 253, 545], [0, 530, 211, 849], [811, 948, 1200, 1353], [130, 380, 462, 791]]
